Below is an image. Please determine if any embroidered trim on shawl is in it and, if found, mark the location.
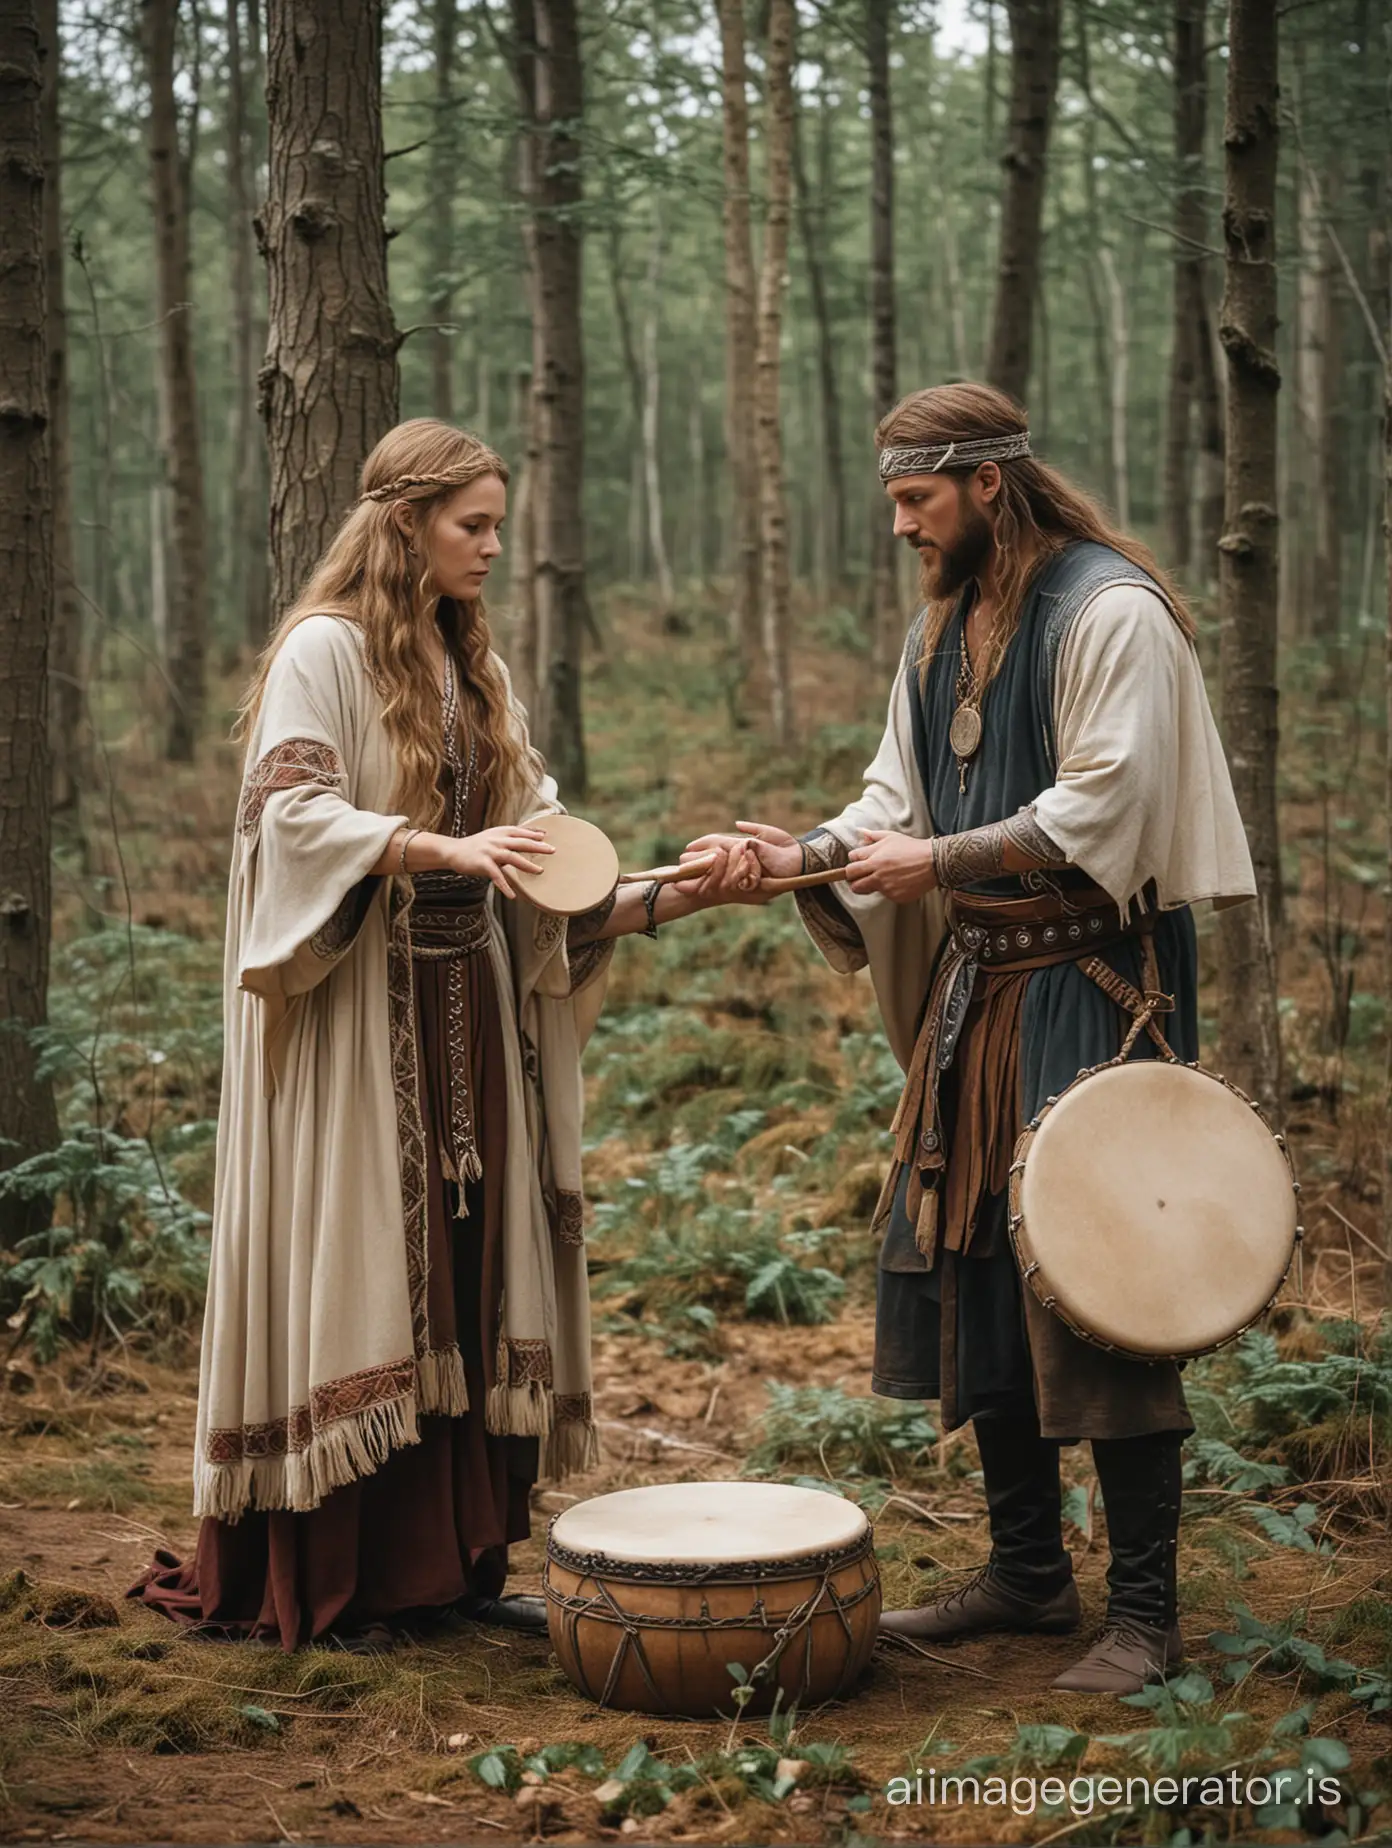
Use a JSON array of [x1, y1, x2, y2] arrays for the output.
[[566, 890, 617, 995], [553, 1391, 592, 1423], [553, 1189, 586, 1246], [533, 908, 566, 956], [238, 737, 344, 836], [497, 1335, 553, 1387], [311, 875, 381, 961], [205, 1357, 416, 1462]]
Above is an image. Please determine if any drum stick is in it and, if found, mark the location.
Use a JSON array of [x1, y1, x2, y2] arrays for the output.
[[759, 866, 852, 894], [617, 852, 720, 886]]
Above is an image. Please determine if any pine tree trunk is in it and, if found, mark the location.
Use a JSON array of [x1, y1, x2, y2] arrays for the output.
[[1216, 0, 1282, 1123], [261, 0, 399, 621], [37, 0, 83, 812], [605, 224, 647, 582], [755, 0, 795, 745], [430, 0, 456, 419], [508, 363, 539, 717], [1099, 244, 1129, 529], [986, 0, 1061, 405], [526, 0, 587, 794], [791, 79, 843, 591], [1162, 0, 1206, 575], [641, 208, 674, 616], [141, 0, 207, 760], [716, 0, 759, 671], [0, 0, 60, 1244], [1193, 283, 1225, 588], [867, 0, 898, 659], [226, 0, 269, 655]]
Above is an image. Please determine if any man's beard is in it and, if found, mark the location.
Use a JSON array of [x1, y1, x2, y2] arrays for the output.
[[916, 500, 995, 600]]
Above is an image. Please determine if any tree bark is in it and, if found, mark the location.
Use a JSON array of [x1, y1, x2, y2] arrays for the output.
[[37, 0, 83, 811], [1193, 278, 1225, 589], [867, 0, 898, 656], [1216, 0, 1282, 1123], [791, 74, 843, 590], [1162, 0, 1207, 576], [641, 207, 674, 615], [986, 0, 1061, 406], [0, 0, 60, 1244], [141, 0, 207, 760], [226, 0, 269, 654], [755, 0, 795, 745], [1286, 146, 1341, 639], [715, 0, 759, 671], [521, 0, 587, 793], [429, 0, 457, 420], [1099, 244, 1129, 529], [605, 223, 647, 582], [260, 0, 399, 621]]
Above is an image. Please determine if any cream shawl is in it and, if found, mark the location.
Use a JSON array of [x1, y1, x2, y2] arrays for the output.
[[799, 582, 1256, 1068], [196, 613, 605, 1520]]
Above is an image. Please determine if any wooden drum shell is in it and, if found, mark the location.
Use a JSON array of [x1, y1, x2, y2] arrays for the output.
[[544, 1530, 881, 1718]]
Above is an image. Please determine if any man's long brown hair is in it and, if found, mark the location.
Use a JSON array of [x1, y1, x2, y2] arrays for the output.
[[876, 382, 1195, 688], [235, 419, 539, 829]]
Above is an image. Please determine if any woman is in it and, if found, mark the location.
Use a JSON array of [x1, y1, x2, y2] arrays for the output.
[[133, 419, 753, 1650]]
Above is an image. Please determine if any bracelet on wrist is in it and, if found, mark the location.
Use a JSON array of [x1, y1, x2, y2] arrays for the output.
[[642, 880, 661, 939], [398, 827, 422, 874]]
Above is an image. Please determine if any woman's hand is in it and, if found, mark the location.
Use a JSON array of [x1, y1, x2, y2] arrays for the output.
[[846, 829, 937, 902], [672, 841, 768, 908], [685, 819, 803, 883], [437, 825, 554, 899]]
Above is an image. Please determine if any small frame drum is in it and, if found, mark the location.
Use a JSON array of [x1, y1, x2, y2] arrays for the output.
[[512, 813, 620, 916], [544, 1481, 881, 1717], [1009, 1059, 1301, 1361]]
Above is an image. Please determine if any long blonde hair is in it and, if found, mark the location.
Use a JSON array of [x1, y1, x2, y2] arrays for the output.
[[235, 419, 537, 828], [876, 382, 1196, 688]]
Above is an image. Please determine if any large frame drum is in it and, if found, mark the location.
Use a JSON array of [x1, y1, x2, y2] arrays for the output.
[[1009, 1057, 1301, 1361], [544, 1482, 881, 1717]]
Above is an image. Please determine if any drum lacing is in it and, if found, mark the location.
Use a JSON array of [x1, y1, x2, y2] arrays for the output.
[[544, 1543, 878, 1711]]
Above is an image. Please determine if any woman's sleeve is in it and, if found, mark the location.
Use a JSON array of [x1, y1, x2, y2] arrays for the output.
[[236, 617, 408, 1000]]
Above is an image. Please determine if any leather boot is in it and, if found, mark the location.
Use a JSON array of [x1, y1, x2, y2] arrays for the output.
[[1052, 1430, 1184, 1695], [880, 1407, 1079, 1643]]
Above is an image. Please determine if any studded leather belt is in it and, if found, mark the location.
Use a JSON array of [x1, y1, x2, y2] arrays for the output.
[[946, 883, 1140, 969]]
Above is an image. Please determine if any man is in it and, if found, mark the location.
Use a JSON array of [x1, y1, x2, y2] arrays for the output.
[[690, 381, 1255, 1695]]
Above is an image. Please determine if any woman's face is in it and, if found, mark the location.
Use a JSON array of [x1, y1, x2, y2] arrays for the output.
[[420, 474, 506, 601]]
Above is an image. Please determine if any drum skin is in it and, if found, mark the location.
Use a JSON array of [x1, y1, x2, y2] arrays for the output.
[[544, 1483, 881, 1717], [512, 813, 619, 917], [1010, 1059, 1300, 1361]]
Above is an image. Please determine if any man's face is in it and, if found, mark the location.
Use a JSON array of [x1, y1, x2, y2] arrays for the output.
[[886, 469, 996, 599]]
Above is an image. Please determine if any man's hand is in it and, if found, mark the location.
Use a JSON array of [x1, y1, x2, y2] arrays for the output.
[[672, 841, 769, 908], [846, 828, 938, 902], [684, 819, 803, 882]]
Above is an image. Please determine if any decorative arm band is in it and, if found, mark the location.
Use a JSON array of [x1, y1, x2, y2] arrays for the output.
[[932, 806, 1069, 890]]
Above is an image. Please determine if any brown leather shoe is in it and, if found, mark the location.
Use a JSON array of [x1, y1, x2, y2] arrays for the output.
[[1051, 1619, 1183, 1694], [878, 1565, 1081, 1644]]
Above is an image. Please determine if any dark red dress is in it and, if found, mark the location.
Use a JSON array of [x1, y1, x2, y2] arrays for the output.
[[132, 772, 538, 1648]]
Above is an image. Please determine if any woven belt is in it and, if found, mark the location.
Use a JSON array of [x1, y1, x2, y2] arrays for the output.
[[409, 903, 491, 961]]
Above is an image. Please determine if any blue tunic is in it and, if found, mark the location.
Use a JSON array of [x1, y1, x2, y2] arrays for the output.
[[873, 543, 1195, 1440]]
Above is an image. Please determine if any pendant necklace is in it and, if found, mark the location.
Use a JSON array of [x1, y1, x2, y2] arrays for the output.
[[950, 621, 985, 794]]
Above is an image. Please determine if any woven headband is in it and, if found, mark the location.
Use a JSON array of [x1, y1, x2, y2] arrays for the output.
[[358, 470, 489, 503], [878, 431, 1032, 482]]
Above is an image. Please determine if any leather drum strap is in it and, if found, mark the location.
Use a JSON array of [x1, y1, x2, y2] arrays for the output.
[[1079, 925, 1179, 1063]]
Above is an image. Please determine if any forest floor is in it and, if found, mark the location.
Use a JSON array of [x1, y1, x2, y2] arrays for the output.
[[1, 588, 1390, 1846]]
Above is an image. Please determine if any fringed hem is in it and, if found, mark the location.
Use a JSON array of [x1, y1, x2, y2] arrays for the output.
[[193, 1388, 421, 1522], [485, 1380, 553, 1438], [417, 1343, 469, 1415], [543, 1418, 602, 1480]]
